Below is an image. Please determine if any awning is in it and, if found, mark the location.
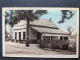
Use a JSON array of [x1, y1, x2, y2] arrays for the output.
[[31, 26, 69, 35]]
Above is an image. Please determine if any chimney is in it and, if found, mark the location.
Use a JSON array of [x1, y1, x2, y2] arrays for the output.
[[50, 18, 51, 20]]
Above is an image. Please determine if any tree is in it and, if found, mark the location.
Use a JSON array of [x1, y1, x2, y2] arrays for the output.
[[5, 10, 74, 46], [5, 10, 47, 46], [5, 10, 15, 39], [58, 10, 74, 24], [67, 26, 73, 35]]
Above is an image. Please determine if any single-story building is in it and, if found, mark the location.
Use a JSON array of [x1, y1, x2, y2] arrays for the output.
[[12, 19, 70, 43]]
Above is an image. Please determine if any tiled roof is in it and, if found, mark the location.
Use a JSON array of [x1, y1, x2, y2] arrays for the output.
[[31, 26, 69, 35]]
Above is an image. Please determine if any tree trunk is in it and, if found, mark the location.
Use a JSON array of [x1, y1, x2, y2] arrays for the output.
[[26, 20, 30, 46]]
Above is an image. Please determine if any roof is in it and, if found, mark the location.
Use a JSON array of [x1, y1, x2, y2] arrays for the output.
[[13, 19, 58, 29], [13, 19, 69, 35], [30, 19, 58, 28], [31, 26, 69, 35]]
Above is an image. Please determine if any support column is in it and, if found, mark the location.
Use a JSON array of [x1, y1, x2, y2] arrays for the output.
[[49, 36, 52, 48], [58, 36, 60, 40], [63, 36, 64, 40], [50, 36, 51, 41], [21, 30, 23, 43], [41, 34, 43, 40]]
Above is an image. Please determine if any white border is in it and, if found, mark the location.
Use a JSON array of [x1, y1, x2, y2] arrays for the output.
[[2, 7, 79, 58]]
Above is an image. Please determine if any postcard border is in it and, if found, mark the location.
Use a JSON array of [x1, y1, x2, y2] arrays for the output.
[[2, 7, 79, 58]]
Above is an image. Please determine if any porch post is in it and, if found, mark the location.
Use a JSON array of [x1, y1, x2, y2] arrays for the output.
[[58, 36, 60, 40], [41, 34, 43, 40], [63, 36, 64, 40], [49, 36, 51, 48], [50, 36, 51, 41], [40, 34, 43, 44]]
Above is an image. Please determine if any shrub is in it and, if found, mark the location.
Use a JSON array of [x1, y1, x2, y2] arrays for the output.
[[39, 40, 45, 48], [11, 39, 15, 42], [68, 42, 76, 52], [29, 40, 37, 44], [50, 40, 69, 49], [39, 39, 69, 50]]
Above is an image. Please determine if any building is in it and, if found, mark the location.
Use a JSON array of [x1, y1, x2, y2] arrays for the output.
[[12, 19, 70, 43]]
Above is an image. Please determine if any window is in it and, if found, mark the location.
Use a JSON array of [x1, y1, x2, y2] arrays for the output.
[[15, 32, 17, 39], [43, 36, 50, 40], [64, 37, 68, 40], [23, 32, 25, 39], [60, 36, 63, 40], [51, 36, 58, 40]]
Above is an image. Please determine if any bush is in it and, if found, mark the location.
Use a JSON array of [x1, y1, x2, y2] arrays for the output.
[[68, 42, 76, 52], [39, 39, 69, 50], [39, 40, 49, 48], [29, 40, 38, 44], [50, 40, 69, 49], [11, 39, 15, 42]]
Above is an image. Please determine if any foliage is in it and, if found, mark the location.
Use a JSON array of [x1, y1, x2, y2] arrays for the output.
[[39, 40, 48, 48], [5, 10, 47, 46], [39, 40, 69, 49], [67, 26, 73, 35], [5, 10, 75, 47], [5, 10, 75, 25], [58, 10, 74, 24], [29, 40, 37, 44], [68, 42, 76, 52], [5, 10, 15, 25], [5, 10, 47, 27]]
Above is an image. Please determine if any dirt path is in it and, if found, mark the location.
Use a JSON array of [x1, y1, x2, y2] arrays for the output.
[[5, 41, 76, 55]]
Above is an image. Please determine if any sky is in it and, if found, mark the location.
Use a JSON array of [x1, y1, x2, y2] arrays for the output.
[[5, 10, 77, 34], [40, 10, 77, 34]]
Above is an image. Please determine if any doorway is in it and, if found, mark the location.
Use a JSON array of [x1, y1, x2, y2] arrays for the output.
[[37, 32, 41, 44], [37, 32, 41, 40], [19, 32, 21, 42]]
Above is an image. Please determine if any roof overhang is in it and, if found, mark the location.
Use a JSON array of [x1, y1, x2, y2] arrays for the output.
[[31, 26, 70, 35]]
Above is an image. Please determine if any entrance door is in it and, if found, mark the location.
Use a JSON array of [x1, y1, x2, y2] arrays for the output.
[[37, 32, 41, 44], [19, 32, 21, 42], [37, 32, 41, 40]]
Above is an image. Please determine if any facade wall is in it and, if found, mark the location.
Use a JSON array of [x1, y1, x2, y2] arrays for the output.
[[29, 27, 37, 40], [12, 27, 37, 41], [13, 29, 26, 40], [12, 20, 37, 41]]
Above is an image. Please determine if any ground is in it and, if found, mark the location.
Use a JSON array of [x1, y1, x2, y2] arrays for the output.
[[5, 41, 76, 55]]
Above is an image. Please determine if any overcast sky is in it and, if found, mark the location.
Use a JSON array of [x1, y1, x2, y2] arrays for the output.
[[5, 10, 77, 34]]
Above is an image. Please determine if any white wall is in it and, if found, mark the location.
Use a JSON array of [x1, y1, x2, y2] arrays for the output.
[[13, 29, 26, 40], [12, 20, 37, 40]]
